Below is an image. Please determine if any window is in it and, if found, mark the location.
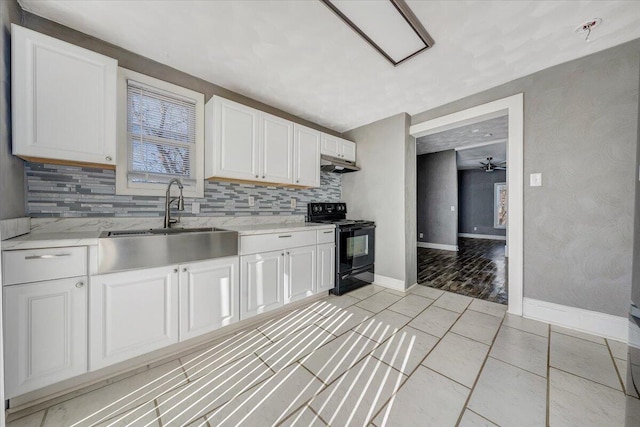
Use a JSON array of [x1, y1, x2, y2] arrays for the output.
[[494, 182, 507, 228], [116, 68, 204, 197]]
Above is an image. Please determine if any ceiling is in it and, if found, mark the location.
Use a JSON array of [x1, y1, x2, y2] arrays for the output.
[[416, 115, 508, 155], [18, 1, 640, 133], [456, 142, 506, 171]]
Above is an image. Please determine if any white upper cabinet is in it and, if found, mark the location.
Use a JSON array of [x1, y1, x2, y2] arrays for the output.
[[12, 24, 117, 166], [261, 112, 293, 183], [206, 96, 323, 187], [321, 134, 356, 163], [206, 96, 260, 180], [293, 124, 321, 187]]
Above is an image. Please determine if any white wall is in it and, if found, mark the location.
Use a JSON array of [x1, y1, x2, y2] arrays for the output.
[[343, 113, 415, 288]]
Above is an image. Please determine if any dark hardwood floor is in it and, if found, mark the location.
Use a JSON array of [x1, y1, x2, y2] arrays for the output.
[[417, 237, 508, 304]]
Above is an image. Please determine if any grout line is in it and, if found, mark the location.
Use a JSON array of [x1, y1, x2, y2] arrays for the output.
[[466, 407, 500, 426], [453, 308, 506, 427], [550, 329, 607, 346], [546, 323, 551, 427], [500, 322, 549, 339], [549, 366, 626, 393], [154, 398, 164, 427], [39, 408, 48, 427], [605, 339, 626, 394], [307, 404, 332, 426]]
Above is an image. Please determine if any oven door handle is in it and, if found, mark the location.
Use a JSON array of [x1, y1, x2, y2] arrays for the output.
[[341, 264, 375, 280]]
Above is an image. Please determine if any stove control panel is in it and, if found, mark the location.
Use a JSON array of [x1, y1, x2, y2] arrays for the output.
[[308, 202, 347, 215]]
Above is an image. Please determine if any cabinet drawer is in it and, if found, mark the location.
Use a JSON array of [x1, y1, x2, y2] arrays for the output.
[[240, 230, 316, 255], [3, 246, 87, 285], [317, 229, 335, 244]]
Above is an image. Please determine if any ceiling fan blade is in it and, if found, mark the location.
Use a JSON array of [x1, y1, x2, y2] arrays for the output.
[[495, 167, 507, 170]]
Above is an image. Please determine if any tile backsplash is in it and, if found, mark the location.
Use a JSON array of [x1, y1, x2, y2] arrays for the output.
[[26, 163, 341, 217]]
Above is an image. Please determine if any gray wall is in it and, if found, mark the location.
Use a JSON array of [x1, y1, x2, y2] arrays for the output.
[[412, 40, 640, 317], [0, 0, 24, 219], [458, 169, 507, 237], [342, 113, 415, 287], [416, 151, 458, 246], [632, 61, 640, 307]]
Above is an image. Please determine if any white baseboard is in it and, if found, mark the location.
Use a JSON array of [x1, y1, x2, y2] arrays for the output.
[[374, 274, 406, 291], [522, 298, 628, 343], [458, 233, 506, 241], [417, 242, 458, 251]]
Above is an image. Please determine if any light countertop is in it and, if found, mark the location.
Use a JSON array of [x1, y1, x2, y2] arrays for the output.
[[1, 223, 335, 250]]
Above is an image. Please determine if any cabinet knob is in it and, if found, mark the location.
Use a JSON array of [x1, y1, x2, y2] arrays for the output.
[[281, 252, 284, 256], [183, 267, 187, 272], [105, 156, 113, 162], [255, 175, 259, 178], [75, 281, 84, 288], [296, 180, 299, 183], [174, 268, 178, 273], [262, 175, 265, 179], [287, 251, 290, 255]]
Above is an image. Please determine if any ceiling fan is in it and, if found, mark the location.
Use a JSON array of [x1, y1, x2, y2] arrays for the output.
[[480, 157, 506, 172]]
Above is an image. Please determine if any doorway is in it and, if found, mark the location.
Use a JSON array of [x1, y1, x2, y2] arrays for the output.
[[409, 94, 523, 315]]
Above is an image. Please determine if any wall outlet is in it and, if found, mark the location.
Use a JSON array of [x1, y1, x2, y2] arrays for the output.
[[473, 226, 477, 231], [248, 196, 255, 207], [191, 202, 200, 214], [530, 173, 542, 187], [419, 232, 423, 239], [291, 198, 296, 209], [450, 206, 455, 212]]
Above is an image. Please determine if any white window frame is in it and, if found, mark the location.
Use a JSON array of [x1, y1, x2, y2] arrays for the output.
[[116, 67, 204, 197]]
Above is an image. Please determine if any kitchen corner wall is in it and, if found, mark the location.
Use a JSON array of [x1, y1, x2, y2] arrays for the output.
[[342, 113, 416, 289], [0, 0, 25, 220], [25, 163, 340, 217], [412, 39, 640, 318]]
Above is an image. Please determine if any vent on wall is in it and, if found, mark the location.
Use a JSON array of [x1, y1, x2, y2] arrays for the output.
[[321, 0, 435, 66]]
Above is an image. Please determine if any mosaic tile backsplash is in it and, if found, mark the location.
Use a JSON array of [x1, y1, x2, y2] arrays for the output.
[[25, 163, 342, 217]]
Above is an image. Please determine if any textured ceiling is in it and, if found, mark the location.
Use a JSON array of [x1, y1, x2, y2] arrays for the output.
[[456, 142, 506, 171], [416, 115, 508, 155], [17, 1, 640, 133]]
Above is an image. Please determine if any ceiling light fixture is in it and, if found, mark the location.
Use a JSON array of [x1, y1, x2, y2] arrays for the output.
[[575, 18, 602, 42], [321, 0, 435, 66]]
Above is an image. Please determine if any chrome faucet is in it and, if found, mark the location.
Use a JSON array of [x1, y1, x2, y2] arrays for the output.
[[163, 179, 185, 228]]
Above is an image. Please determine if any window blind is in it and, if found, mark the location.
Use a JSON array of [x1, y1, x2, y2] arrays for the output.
[[126, 79, 197, 186]]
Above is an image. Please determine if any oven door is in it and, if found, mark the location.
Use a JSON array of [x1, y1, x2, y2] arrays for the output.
[[337, 225, 375, 273]]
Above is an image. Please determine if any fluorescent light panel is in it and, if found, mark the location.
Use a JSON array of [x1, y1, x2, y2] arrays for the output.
[[322, 0, 434, 66]]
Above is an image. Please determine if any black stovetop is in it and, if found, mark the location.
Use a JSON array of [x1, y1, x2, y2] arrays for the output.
[[307, 203, 374, 229]]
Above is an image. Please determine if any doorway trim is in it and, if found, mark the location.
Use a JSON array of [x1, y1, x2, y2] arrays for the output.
[[409, 93, 524, 315]]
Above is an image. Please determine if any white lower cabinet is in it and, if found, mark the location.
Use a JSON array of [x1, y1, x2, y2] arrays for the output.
[[179, 257, 239, 341], [317, 243, 335, 293], [4, 277, 88, 398], [90, 265, 179, 371], [240, 250, 284, 319], [285, 245, 316, 303]]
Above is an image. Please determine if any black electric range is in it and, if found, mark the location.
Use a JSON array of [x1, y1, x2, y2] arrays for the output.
[[307, 202, 375, 295]]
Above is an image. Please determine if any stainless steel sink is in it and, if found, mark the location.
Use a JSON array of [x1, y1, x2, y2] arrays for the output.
[[98, 227, 238, 274]]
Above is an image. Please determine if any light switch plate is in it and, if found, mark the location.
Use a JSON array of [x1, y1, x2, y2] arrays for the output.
[[530, 173, 542, 187], [191, 202, 200, 214], [248, 196, 255, 207], [291, 198, 296, 209], [450, 206, 455, 211]]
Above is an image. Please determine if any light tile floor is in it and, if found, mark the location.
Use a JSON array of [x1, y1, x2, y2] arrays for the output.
[[7, 284, 634, 427]]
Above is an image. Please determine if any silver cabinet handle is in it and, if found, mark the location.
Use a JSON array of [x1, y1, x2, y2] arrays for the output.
[[323, 231, 333, 234], [75, 281, 84, 288], [278, 235, 292, 238], [105, 156, 113, 162], [25, 253, 71, 260]]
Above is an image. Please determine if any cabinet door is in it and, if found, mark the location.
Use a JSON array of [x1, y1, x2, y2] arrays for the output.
[[340, 140, 357, 163], [4, 277, 87, 398], [179, 257, 239, 341], [240, 251, 284, 320], [320, 133, 341, 158], [12, 24, 117, 166], [293, 124, 321, 187], [317, 243, 336, 293], [285, 245, 316, 304], [212, 97, 260, 180], [89, 266, 179, 370], [261, 112, 293, 183]]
